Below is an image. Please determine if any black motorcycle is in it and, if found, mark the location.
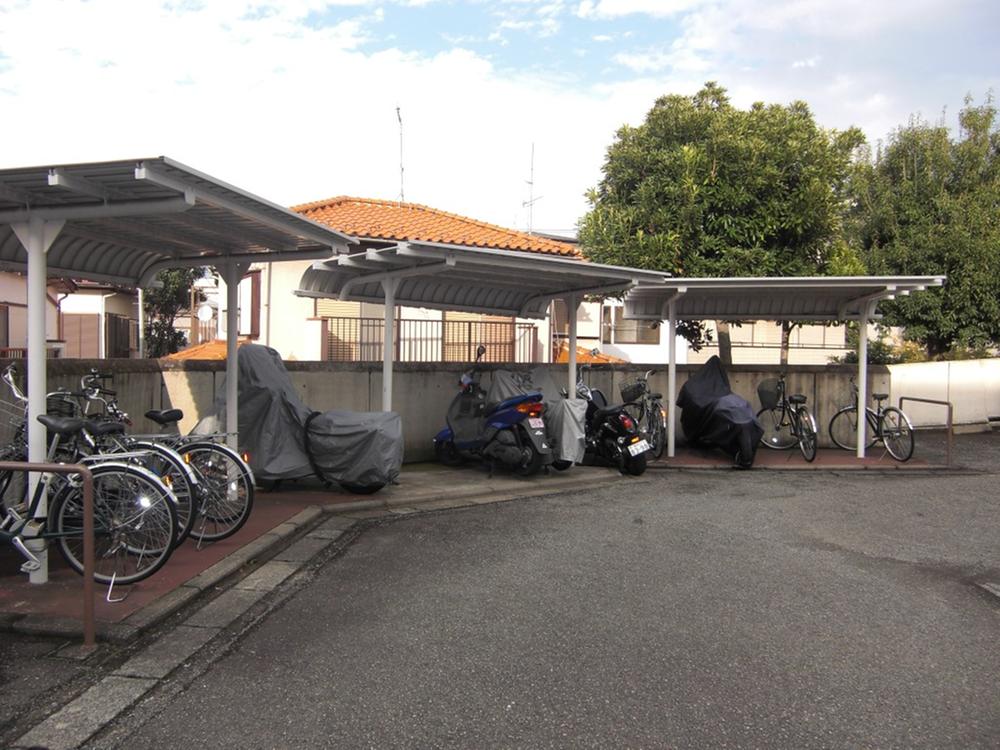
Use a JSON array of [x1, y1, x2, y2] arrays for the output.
[[571, 365, 650, 476]]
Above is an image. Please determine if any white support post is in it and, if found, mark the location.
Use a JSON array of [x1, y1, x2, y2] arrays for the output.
[[382, 278, 399, 411], [566, 294, 579, 397], [855, 302, 876, 458], [12, 217, 64, 584], [221, 262, 248, 449], [137, 287, 145, 358], [667, 300, 677, 458]]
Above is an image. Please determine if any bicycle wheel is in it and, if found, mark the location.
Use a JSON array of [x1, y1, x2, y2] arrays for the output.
[[881, 407, 914, 461], [795, 407, 818, 462], [645, 400, 666, 460], [50, 462, 177, 585], [756, 406, 797, 449], [179, 442, 254, 542], [828, 407, 878, 451], [129, 441, 198, 546]]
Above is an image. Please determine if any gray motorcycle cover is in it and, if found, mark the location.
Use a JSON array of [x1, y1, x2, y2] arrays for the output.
[[198, 344, 402, 487], [527, 368, 587, 464]]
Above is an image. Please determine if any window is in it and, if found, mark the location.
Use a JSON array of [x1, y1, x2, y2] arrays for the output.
[[602, 306, 659, 345], [0, 305, 8, 348]]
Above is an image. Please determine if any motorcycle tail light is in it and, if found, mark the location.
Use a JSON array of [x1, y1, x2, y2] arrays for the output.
[[619, 413, 635, 430], [516, 401, 543, 417]]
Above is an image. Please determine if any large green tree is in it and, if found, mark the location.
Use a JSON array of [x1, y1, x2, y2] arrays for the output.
[[143, 268, 205, 358], [579, 82, 865, 362], [847, 95, 1000, 357]]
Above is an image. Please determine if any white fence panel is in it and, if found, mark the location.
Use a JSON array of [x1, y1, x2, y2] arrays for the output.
[[889, 359, 1000, 428]]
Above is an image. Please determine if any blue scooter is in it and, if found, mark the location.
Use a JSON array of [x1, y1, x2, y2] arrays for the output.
[[433, 345, 553, 476]]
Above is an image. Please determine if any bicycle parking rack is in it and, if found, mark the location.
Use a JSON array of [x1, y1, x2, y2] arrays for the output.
[[1, 461, 96, 651], [899, 397, 954, 467]]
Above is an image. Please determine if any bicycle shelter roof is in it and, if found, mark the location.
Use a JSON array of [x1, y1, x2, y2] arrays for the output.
[[0, 157, 358, 585], [622, 276, 946, 322], [0, 156, 355, 285], [622, 274, 947, 462], [296, 240, 666, 319]]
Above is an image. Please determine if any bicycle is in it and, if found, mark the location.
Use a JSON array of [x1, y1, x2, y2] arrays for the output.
[[828, 378, 914, 461], [620, 370, 666, 460], [755, 374, 818, 462], [75, 369, 254, 544], [1, 366, 197, 548], [1, 413, 178, 587]]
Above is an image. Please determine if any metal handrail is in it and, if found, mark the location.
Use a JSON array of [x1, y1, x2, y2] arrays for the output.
[[0, 461, 96, 650], [898, 397, 954, 467]]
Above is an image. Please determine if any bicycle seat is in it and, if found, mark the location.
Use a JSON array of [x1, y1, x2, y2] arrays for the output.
[[145, 408, 184, 425], [650, 392, 662, 400], [789, 394, 807, 405], [85, 419, 125, 436], [872, 393, 889, 401], [37, 414, 85, 436]]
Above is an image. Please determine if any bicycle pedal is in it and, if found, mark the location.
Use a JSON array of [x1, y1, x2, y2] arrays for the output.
[[20, 560, 40, 573]]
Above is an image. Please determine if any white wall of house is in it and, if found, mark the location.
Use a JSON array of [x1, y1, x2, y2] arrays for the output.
[[0, 272, 61, 348], [597, 300, 689, 366], [687, 321, 852, 365]]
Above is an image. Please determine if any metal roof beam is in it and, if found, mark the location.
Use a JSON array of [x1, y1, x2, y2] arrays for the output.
[[135, 163, 353, 252], [0, 181, 33, 206], [0, 195, 194, 224], [518, 281, 637, 317], [838, 286, 896, 319], [338, 259, 452, 300], [47, 168, 116, 200], [138, 247, 333, 287]]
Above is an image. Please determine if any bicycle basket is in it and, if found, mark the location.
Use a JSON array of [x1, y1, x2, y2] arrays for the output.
[[619, 380, 645, 404], [757, 379, 781, 410]]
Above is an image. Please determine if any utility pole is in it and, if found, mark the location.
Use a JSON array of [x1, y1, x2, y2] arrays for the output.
[[397, 106, 405, 204], [522, 143, 542, 234]]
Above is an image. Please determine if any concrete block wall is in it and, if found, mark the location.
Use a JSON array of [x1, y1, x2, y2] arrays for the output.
[[13, 358, 896, 461]]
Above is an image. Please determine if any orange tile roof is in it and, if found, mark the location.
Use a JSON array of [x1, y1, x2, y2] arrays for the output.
[[553, 343, 627, 364], [164, 339, 252, 360], [292, 196, 580, 257]]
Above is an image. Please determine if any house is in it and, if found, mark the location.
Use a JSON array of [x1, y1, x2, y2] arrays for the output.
[[188, 196, 681, 365], [0, 271, 67, 358]]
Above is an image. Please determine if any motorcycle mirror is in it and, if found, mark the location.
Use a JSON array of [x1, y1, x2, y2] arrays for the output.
[[589, 347, 600, 356], [475, 344, 487, 361]]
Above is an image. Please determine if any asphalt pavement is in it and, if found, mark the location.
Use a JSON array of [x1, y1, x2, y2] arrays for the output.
[[4, 431, 1000, 749]]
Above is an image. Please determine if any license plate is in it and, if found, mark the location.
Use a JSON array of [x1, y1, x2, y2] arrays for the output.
[[627, 439, 650, 456], [528, 417, 545, 429]]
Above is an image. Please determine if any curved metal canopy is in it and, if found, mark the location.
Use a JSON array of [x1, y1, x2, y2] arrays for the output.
[[296, 240, 667, 319], [0, 156, 356, 285], [624, 276, 946, 322]]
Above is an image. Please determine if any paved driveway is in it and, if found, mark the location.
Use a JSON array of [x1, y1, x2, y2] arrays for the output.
[[91, 463, 1000, 749]]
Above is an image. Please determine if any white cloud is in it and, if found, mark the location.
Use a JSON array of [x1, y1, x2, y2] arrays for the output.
[[577, 0, 706, 19], [792, 56, 821, 69]]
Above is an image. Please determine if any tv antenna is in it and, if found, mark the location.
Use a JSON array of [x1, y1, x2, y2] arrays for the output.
[[522, 142, 543, 234], [396, 105, 405, 204]]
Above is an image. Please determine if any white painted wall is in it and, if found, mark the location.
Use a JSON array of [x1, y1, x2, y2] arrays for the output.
[[0, 272, 61, 346], [889, 359, 1000, 428]]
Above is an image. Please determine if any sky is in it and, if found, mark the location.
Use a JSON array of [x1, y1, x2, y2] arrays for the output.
[[0, 0, 996, 237]]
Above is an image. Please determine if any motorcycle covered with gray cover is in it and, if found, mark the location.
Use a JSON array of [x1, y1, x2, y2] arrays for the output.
[[197, 344, 402, 493]]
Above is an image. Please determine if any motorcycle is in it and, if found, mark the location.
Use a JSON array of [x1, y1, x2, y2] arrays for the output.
[[433, 345, 553, 476], [570, 362, 650, 476]]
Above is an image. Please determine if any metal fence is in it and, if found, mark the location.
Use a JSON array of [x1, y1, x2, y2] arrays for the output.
[[323, 317, 539, 363]]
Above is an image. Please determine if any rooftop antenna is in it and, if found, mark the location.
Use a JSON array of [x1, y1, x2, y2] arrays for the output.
[[522, 142, 542, 234], [396, 105, 405, 205]]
